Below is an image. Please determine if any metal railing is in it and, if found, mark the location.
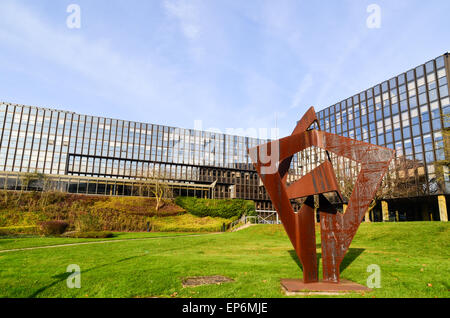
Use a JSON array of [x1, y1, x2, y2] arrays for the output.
[[225, 212, 282, 232], [229, 215, 248, 229], [255, 210, 281, 224]]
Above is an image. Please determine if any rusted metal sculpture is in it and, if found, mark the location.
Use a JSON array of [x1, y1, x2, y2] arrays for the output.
[[248, 107, 394, 291]]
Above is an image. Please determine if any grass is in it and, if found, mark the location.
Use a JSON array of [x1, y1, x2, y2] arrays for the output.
[[150, 213, 234, 232], [0, 222, 448, 298], [0, 232, 205, 251]]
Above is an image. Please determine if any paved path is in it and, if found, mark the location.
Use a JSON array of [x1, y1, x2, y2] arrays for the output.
[[231, 223, 256, 232], [0, 232, 223, 254]]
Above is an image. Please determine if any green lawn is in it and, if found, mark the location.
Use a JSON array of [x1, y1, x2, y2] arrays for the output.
[[0, 222, 449, 298], [0, 232, 207, 252]]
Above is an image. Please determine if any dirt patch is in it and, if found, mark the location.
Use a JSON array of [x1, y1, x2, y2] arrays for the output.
[[182, 275, 234, 287]]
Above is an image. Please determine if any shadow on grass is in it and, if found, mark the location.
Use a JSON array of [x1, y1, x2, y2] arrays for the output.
[[29, 254, 143, 298], [288, 247, 365, 275]]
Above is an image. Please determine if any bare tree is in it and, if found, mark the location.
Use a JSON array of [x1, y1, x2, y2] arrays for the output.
[[138, 168, 172, 212], [2, 174, 9, 204], [332, 155, 426, 221], [20, 171, 45, 192], [289, 147, 429, 221], [433, 113, 450, 192], [38, 173, 53, 208]]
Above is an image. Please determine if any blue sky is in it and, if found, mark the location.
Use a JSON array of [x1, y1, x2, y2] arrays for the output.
[[0, 0, 449, 138]]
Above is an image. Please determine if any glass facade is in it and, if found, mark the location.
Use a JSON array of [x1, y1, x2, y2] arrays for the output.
[[316, 53, 450, 197], [0, 53, 448, 212], [0, 103, 304, 209]]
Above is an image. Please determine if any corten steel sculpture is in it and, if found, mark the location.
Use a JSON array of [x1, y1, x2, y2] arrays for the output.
[[248, 107, 395, 290]]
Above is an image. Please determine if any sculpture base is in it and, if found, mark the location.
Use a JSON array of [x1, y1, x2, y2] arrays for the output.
[[281, 279, 371, 296]]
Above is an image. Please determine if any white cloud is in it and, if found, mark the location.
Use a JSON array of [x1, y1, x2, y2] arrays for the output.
[[314, 33, 365, 107], [0, 1, 171, 103], [290, 73, 313, 109], [0, 0, 224, 128], [163, 0, 201, 40]]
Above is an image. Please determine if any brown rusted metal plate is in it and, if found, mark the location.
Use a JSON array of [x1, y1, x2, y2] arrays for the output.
[[281, 279, 371, 293], [248, 107, 395, 285], [286, 161, 341, 200]]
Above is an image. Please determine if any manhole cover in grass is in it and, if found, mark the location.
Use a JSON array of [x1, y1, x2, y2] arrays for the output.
[[182, 276, 234, 287]]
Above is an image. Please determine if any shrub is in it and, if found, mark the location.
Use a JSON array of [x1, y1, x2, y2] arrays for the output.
[[92, 197, 184, 217], [74, 213, 102, 232], [0, 191, 237, 233], [39, 221, 69, 236], [175, 197, 256, 219], [0, 225, 39, 236], [63, 231, 114, 238], [149, 214, 234, 232]]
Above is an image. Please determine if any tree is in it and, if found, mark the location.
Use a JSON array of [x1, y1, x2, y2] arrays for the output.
[[434, 113, 450, 192], [20, 171, 46, 192], [138, 169, 172, 212], [17, 171, 46, 204], [330, 155, 425, 221]]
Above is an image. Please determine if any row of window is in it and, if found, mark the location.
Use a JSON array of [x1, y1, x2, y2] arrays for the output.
[[321, 56, 447, 117], [0, 103, 285, 175], [317, 55, 449, 172]]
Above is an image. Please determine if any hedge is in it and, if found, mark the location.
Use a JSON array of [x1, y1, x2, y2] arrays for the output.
[[0, 191, 185, 232], [0, 225, 39, 236], [0, 191, 251, 233], [63, 231, 114, 238], [39, 220, 69, 236], [174, 197, 256, 219]]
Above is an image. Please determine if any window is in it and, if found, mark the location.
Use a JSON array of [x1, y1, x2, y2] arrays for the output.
[[407, 70, 415, 82], [419, 93, 427, 105], [433, 119, 442, 131], [443, 97, 450, 107], [392, 103, 399, 114], [374, 86, 380, 96], [401, 111, 410, 121], [386, 133, 393, 144], [429, 89, 438, 102], [436, 56, 445, 69], [376, 110, 382, 119], [414, 136, 422, 147], [421, 110, 430, 122], [425, 151, 434, 162], [416, 65, 425, 78], [440, 84, 449, 98], [390, 78, 397, 88], [405, 139, 412, 154], [436, 148, 445, 161], [412, 124, 421, 136], [425, 61, 435, 74], [400, 100, 408, 112]]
